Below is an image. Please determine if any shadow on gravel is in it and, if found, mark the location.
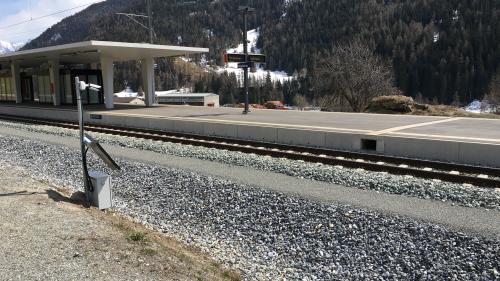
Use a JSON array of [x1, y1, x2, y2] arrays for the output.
[[0, 190, 41, 197], [46, 190, 90, 208]]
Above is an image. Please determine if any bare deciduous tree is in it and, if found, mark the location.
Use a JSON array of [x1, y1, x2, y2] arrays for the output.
[[451, 92, 462, 107], [315, 41, 399, 112], [293, 95, 309, 110], [484, 69, 500, 113], [315, 95, 351, 112]]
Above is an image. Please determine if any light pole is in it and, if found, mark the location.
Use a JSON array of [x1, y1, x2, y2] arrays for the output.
[[147, 0, 154, 44], [239, 5, 255, 114], [75, 77, 120, 207], [75, 76, 90, 202]]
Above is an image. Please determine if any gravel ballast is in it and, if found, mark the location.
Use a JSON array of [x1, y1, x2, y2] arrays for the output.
[[0, 134, 498, 280], [0, 162, 237, 281], [0, 120, 499, 211]]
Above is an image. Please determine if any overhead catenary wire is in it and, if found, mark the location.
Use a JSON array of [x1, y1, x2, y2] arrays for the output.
[[1, 26, 49, 37], [0, 0, 106, 31], [1, 32, 44, 41]]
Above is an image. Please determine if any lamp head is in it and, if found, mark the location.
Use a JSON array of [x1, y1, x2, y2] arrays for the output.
[[79, 81, 102, 92]]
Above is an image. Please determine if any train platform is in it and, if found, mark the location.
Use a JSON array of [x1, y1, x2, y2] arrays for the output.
[[0, 103, 499, 167]]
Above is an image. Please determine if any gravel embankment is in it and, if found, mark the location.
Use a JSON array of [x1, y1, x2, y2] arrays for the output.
[[0, 135, 498, 280], [0, 162, 236, 281], [1, 120, 499, 210]]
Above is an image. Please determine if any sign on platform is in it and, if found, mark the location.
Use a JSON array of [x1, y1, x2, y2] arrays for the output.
[[224, 53, 266, 64], [248, 54, 266, 63], [237, 61, 254, 68]]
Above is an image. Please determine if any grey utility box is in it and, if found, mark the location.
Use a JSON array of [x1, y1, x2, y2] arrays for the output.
[[88, 171, 113, 209]]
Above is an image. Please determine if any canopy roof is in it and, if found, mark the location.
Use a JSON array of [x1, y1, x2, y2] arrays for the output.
[[0, 41, 208, 67]]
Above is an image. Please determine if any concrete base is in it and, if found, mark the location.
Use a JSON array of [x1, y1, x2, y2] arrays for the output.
[[0, 103, 499, 168]]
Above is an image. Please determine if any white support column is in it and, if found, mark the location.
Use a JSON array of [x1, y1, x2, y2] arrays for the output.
[[48, 60, 60, 106], [141, 57, 155, 107], [100, 56, 114, 109], [10, 63, 22, 104]]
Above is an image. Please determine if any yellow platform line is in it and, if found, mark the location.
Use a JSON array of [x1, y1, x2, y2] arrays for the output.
[[92, 111, 500, 143], [368, 117, 463, 136], [390, 132, 500, 144], [97, 111, 373, 133]]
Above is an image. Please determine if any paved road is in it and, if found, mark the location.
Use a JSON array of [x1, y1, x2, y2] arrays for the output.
[[1, 125, 499, 240]]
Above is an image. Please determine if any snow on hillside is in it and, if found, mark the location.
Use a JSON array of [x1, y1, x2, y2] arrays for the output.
[[227, 29, 261, 54], [0, 41, 24, 54], [219, 66, 292, 84], [175, 28, 292, 84], [219, 29, 293, 84]]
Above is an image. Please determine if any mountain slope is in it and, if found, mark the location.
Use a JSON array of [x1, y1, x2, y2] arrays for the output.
[[22, 0, 500, 105], [259, 0, 500, 103], [24, 0, 286, 65], [0, 41, 24, 54], [22, 0, 138, 49]]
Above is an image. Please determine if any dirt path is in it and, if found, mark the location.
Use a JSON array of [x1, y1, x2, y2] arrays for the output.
[[0, 162, 240, 281]]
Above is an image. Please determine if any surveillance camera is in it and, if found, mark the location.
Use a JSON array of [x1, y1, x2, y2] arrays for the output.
[[80, 81, 102, 91], [88, 83, 102, 90], [79, 81, 88, 91]]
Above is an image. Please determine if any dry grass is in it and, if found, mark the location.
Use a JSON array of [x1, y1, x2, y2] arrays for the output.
[[0, 163, 242, 281], [411, 104, 500, 119], [101, 209, 242, 281], [365, 95, 500, 119]]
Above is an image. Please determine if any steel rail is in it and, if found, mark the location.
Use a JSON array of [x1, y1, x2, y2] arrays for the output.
[[1, 114, 499, 188]]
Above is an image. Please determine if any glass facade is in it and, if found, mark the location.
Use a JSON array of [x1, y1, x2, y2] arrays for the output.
[[61, 73, 73, 104], [63, 70, 103, 105], [0, 76, 15, 101], [33, 75, 52, 104], [0, 69, 104, 105], [87, 74, 100, 104]]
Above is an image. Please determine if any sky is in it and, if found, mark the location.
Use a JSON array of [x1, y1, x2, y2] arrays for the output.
[[0, 0, 106, 44]]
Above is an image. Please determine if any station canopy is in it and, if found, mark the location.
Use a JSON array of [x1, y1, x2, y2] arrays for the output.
[[0, 40, 209, 67]]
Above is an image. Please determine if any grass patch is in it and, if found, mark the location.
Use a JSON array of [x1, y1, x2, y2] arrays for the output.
[[222, 269, 242, 281], [125, 231, 147, 242], [140, 248, 157, 256]]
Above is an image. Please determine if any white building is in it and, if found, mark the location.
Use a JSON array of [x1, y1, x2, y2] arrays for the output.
[[156, 92, 219, 107]]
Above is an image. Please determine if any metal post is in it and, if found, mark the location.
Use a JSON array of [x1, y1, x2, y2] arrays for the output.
[[243, 9, 250, 114], [147, 0, 154, 44], [75, 76, 90, 202]]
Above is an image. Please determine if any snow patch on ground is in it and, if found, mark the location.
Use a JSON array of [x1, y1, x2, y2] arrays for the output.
[[156, 88, 192, 97], [114, 87, 137, 98], [463, 100, 496, 113], [114, 87, 193, 99]]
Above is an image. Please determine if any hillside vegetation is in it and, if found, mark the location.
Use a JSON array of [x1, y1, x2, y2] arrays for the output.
[[22, 0, 500, 109]]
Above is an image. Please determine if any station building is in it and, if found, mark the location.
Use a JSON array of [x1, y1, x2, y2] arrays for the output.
[[0, 41, 208, 109], [156, 92, 220, 107]]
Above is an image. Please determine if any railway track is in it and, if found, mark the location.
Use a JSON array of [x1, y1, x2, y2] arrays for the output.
[[1, 113, 500, 188]]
